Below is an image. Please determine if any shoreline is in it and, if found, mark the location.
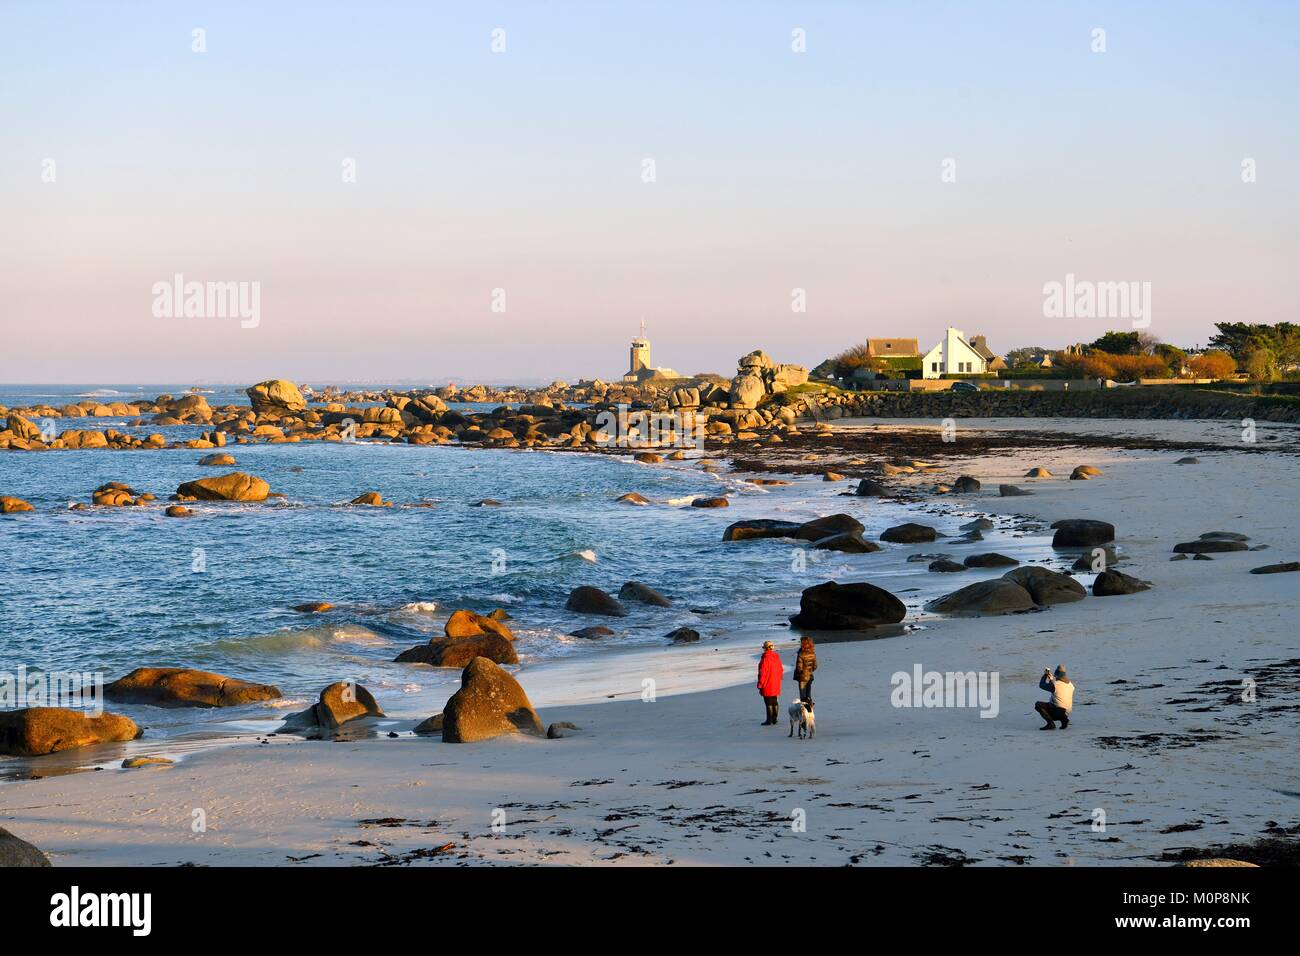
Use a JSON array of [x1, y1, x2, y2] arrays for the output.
[[3, 417, 1298, 865]]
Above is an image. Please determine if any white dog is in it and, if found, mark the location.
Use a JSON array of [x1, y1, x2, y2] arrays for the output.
[[788, 699, 816, 739]]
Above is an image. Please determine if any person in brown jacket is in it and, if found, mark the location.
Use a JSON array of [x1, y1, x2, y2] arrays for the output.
[[793, 637, 817, 704]]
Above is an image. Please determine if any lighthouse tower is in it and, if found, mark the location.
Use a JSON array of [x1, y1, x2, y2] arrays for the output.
[[627, 321, 651, 378]]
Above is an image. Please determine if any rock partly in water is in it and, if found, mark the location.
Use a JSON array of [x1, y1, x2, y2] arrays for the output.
[[198, 453, 237, 467], [564, 586, 628, 617], [790, 581, 907, 630], [441, 658, 544, 743], [570, 626, 614, 640], [246, 379, 307, 414], [164, 505, 193, 518], [175, 472, 270, 502], [0, 707, 142, 756], [104, 667, 282, 708], [0, 496, 35, 514], [963, 552, 1019, 568], [811, 531, 881, 553], [617, 492, 650, 505], [722, 518, 803, 542], [619, 581, 671, 607], [855, 478, 891, 497], [293, 601, 334, 613], [395, 632, 518, 667], [691, 496, 730, 508], [122, 756, 174, 769], [928, 559, 967, 573], [666, 626, 701, 644]]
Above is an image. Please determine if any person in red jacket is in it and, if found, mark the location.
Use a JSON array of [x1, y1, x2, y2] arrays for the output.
[[757, 640, 784, 726]]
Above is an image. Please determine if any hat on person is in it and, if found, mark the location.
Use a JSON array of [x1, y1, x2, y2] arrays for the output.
[[762, 641, 774, 650], [1054, 664, 1067, 678]]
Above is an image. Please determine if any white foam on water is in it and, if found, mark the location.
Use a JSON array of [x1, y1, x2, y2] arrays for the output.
[[395, 601, 439, 613]]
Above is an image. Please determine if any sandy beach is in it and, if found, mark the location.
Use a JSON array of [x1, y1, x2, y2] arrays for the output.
[[4, 417, 1296, 867]]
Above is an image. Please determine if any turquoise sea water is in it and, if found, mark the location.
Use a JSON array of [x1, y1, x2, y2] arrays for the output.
[[1, 386, 1056, 744]]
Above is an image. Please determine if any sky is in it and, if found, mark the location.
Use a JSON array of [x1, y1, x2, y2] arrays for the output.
[[2, 1, 1298, 385]]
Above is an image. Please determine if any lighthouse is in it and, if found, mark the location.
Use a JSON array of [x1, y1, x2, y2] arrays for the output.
[[627, 321, 651, 378]]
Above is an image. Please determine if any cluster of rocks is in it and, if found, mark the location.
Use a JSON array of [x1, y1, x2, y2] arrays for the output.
[[395, 609, 518, 667], [561, 582, 693, 643]]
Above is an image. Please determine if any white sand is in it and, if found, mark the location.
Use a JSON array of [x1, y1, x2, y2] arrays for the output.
[[3, 417, 1298, 866]]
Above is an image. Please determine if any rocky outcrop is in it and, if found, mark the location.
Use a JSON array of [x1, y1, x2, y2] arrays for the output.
[[564, 586, 627, 617], [790, 581, 907, 630], [440, 658, 544, 743], [396, 609, 518, 667], [0, 827, 51, 867], [0, 707, 142, 756], [727, 350, 809, 409], [246, 379, 307, 415], [927, 580, 1036, 615], [104, 668, 282, 708], [175, 472, 270, 502]]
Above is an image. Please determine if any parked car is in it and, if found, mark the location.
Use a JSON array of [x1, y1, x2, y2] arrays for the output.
[[949, 381, 981, 393]]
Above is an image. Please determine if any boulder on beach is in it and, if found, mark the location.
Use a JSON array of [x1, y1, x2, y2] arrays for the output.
[[666, 626, 700, 643], [790, 580, 907, 630], [0, 496, 34, 514], [723, 519, 802, 542], [282, 681, 385, 732], [198, 453, 237, 467], [1051, 519, 1115, 548], [441, 657, 544, 743], [880, 522, 937, 544], [122, 756, 174, 769], [963, 552, 1019, 568], [0, 707, 142, 757], [1173, 537, 1249, 554], [413, 713, 443, 735], [175, 472, 270, 502], [619, 581, 672, 607], [1250, 561, 1300, 575], [1092, 569, 1152, 596], [0, 827, 51, 867], [246, 379, 307, 414], [855, 478, 891, 497], [927, 580, 1035, 616], [1002, 566, 1087, 605], [1175, 457, 1200, 465], [1025, 467, 1052, 478], [395, 633, 518, 667], [547, 721, 579, 739], [999, 484, 1033, 497], [104, 667, 282, 708], [564, 586, 627, 617], [1070, 465, 1102, 480], [953, 476, 981, 493], [633, 452, 662, 464]]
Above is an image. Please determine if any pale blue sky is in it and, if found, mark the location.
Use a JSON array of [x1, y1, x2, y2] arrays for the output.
[[2, 1, 1297, 383]]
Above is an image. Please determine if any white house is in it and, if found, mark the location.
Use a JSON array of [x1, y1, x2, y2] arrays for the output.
[[922, 328, 988, 379]]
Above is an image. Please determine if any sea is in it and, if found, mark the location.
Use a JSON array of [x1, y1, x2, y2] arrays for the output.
[[0, 384, 1059, 752]]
